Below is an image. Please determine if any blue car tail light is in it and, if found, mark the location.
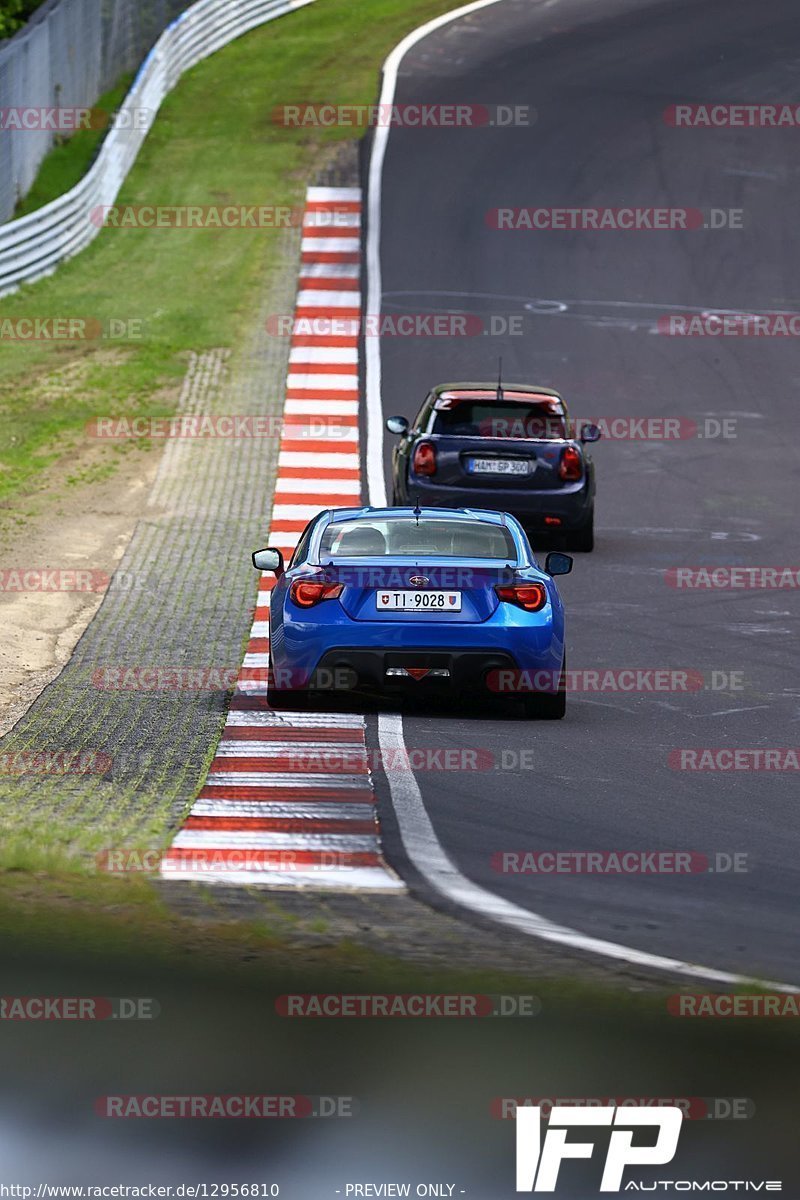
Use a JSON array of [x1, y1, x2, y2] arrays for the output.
[[494, 581, 547, 612], [289, 579, 344, 608]]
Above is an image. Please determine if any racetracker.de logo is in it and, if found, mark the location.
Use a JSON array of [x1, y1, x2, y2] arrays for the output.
[[98, 849, 379, 874], [0, 568, 109, 591], [665, 566, 800, 588], [86, 415, 353, 440], [271, 102, 534, 128], [91, 666, 357, 691], [0, 996, 157, 1020], [658, 312, 800, 336], [664, 103, 800, 127], [275, 993, 539, 1017], [283, 748, 494, 772], [278, 993, 542, 1012], [486, 208, 743, 231], [486, 668, 739, 694], [92, 667, 242, 690], [669, 748, 800, 771], [476, 415, 721, 440], [264, 313, 489, 337], [491, 851, 747, 874], [89, 205, 306, 229], [0, 106, 153, 132], [0, 318, 144, 341], [0, 750, 111, 776], [493, 1097, 755, 1121], [95, 1095, 355, 1118], [668, 993, 800, 1017]]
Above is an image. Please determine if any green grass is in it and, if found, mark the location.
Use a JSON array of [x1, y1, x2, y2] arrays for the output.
[[12, 75, 134, 218], [0, 0, 459, 507], [0, 0, 45, 40]]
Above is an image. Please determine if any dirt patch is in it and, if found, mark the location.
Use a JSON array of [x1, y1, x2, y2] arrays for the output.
[[0, 437, 163, 737]]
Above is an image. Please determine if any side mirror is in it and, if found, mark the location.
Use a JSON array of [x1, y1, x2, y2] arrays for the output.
[[252, 547, 284, 576], [386, 415, 409, 436], [545, 552, 573, 577], [579, 423, 602, 443]]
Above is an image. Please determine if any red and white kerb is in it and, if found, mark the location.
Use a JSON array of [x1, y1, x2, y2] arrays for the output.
[[162, 187, 402, 890]]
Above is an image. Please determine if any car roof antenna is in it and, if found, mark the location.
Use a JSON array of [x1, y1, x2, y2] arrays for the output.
[[413, 494, 422, 526], [496, 356, 503, 403]]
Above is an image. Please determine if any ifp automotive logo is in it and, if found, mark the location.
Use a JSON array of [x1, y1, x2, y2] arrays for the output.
[[515, 1105, 682, 1192]]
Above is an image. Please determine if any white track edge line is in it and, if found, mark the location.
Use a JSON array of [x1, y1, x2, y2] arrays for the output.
[[377, 716, 797, 991]]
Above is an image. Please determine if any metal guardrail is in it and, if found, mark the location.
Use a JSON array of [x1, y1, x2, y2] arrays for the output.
[[0, 0, 317, 297], [0, 0, 191, 226]]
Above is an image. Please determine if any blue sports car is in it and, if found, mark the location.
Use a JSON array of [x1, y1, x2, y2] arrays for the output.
[[252, 506, 572, 718]]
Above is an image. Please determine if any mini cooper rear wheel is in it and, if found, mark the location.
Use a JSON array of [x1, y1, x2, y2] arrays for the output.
[[568, 510, 594, 552]]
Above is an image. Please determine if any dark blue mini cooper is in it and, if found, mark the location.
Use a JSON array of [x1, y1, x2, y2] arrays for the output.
[[386, 382, 601, 551]]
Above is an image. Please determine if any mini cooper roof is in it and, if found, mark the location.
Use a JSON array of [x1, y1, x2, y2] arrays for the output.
[[431, 382, 566, 408]]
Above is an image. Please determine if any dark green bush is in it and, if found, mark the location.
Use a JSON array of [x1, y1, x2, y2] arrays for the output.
[[0, 0, 45, 39]]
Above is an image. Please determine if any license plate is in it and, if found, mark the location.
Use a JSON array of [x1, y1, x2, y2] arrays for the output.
[[469, 457, 531, 475], [376, 590, 462, 611]]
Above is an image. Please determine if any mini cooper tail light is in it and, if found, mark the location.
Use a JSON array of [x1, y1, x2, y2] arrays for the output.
[[290, 580, 344, 608], [413, 441, 437, 476], [495, 582, 548, 612], [558, 445, 583, 481]]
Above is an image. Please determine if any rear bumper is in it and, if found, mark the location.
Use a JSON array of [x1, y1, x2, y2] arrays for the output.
[[401, 479, 593, 530], [273, 612, 564, 691], [314, 647, 521, 693]]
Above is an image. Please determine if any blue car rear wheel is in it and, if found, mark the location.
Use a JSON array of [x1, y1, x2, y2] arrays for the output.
[[267, 686, 309, 710], [523, 653, 566, 719]]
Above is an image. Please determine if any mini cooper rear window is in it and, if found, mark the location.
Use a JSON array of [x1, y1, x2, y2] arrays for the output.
[[319, 518, 517, 560], [431, 400, 567, 440]]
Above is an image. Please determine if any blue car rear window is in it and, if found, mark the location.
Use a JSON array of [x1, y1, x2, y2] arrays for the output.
[[319, 518, 517, 560]]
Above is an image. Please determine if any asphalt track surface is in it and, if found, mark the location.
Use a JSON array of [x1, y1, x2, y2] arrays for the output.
[[370, 0, 800, 983]]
